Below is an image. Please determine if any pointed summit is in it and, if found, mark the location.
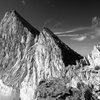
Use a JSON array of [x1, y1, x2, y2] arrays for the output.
[[0, 10, 84, 100], [88, 43, 100, 66], [0, 10, 40, 78], [41, 27, 83, 66], [0, 10, 39, 36]]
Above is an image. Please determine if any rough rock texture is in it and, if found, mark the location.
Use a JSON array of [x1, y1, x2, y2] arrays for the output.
[[0, 10, 83, 100], [0, 10, 40, 100], [36, 43, 100, 100], [88, 44, 100, 66], [1, 10, 100, 100]]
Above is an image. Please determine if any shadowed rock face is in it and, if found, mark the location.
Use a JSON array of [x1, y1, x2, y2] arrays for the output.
[[42, 27, 83, 66], [0, 10, 83, 100]]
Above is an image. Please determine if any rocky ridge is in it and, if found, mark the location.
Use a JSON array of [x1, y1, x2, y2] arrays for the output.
[[0, 10, 83, 100], [0, 10, 100, 100], [88, 44, 100, 66]]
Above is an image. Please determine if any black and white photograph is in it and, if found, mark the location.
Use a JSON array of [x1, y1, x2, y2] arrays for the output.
[[0, 0, 100, 100]]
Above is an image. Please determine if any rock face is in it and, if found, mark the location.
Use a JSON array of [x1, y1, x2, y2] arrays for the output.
[[0, 10, 83, 100], [88, 44, 100, 66], [1, 10, 100, 100], [35, 42, 100, 100]]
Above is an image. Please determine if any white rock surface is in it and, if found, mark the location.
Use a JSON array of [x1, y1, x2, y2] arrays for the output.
[[88, 44, 100, 66], [0, 10, 83, 100]]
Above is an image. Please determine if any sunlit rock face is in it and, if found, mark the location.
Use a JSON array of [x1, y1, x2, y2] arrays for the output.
[[2, 10, 100, 100], [36, 27, 83, 83], [0, 10, 39, 100], [0, 10, 83, 100], [60, 44, 100, 100], [88, 44, 100, 66]]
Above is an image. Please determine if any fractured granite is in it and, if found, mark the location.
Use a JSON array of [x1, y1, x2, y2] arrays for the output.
[[1, 10, 100, 100], [0, 10, 83, 100]]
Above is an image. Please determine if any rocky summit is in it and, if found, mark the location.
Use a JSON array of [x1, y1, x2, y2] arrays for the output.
[[0, 10, 100, 100], [0, 10, 83, 100], [88, 44, 100, 66]]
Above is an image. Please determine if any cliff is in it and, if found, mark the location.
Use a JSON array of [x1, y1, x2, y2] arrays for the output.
[[0, 10, 83, 100]]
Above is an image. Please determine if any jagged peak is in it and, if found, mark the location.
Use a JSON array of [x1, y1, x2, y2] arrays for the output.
[[1, 10, 19, 24], [42, 27, 55, 37], [43, 27, 53, 34], [42, 27, 70, 46], [42, 27, 83, 66], [5, 10, 17, 17], [87, 43, 100, 66], [91, 43, 100, 54], [90, 43, 100, 55], [0, 10, 40, 35]]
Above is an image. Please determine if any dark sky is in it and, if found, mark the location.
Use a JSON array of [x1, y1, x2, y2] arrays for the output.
[[0, 0, 100, 56]]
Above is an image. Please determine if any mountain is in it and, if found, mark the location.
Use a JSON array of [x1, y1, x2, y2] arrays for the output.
[[88, 43, 100, 66], [0, 10, 83, 100]]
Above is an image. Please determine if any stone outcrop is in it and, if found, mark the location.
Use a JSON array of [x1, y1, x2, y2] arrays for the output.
[[1, 10, 100, 100], [35, 42, 100, 100], [88, 44, 100, 66], [0, 10, 83, 100], [60, 44, 100, 100], [92, 16, 100, 28]]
